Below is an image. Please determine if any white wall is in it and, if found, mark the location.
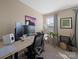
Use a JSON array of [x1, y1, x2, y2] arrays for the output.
[[58, 9, 75, 36], [43, 8, 76, 37], [0, 0, 43, 36]]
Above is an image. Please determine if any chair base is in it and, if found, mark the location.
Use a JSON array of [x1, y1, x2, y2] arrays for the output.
[[35, 57, 43, 59], [35, 55, 43, 59]]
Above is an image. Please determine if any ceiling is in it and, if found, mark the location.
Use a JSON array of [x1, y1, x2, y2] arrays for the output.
[[19, 0, 78, 14]]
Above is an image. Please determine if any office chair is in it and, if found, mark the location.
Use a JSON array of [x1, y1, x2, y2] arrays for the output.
[[34, 34, 44, 52], [34, 34, 44, 59], [26, 33, 44, 59]]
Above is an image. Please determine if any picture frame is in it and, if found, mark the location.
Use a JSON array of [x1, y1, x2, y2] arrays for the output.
[[25, 15, 36, 25], [60, 17, 72, 29]]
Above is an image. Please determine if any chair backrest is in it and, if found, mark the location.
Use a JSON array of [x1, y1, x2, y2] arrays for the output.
[[33, 34, 44, 48]]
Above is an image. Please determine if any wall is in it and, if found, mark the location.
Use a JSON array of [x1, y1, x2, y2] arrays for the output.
[[43, 8, 76, 37], [58, 9, 75, 36], [0, 0, 43, 36]]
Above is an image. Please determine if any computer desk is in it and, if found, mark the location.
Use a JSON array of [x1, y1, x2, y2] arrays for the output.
[[0, 36, 34, 59]]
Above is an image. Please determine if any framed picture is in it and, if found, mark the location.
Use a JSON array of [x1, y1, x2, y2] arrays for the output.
[[60, 17, 72, 29], [25, 15, 36, 25]]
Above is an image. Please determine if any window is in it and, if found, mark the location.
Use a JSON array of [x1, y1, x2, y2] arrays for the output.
[[46, 16, 54, 26], [45, 16, 54, 32]]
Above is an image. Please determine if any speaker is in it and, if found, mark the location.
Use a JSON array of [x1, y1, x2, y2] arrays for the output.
[[2, 33, 15, 45]]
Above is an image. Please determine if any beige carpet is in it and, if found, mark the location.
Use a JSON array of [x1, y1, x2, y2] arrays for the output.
[[42, 43, 78, 59], [19, 43, 78, 59]]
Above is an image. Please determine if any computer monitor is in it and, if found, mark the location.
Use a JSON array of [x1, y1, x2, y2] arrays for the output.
[[23, 25, 35, 36], [15, 23, 24, 41], [27, 25, 35, 36]]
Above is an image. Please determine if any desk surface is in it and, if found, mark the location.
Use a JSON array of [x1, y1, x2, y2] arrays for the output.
[[0, 36, 34, 59]]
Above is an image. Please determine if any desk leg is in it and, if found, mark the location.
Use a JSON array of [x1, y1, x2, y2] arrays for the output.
[[11, 55, 15, 59], [5, 55, 14, 59], [14, 52, 18, 59]]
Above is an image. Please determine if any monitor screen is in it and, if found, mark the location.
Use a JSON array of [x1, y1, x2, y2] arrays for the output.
[[23, 25, 35, 36], [15, 23, 24, 41], [27, 25, 35, 36]]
